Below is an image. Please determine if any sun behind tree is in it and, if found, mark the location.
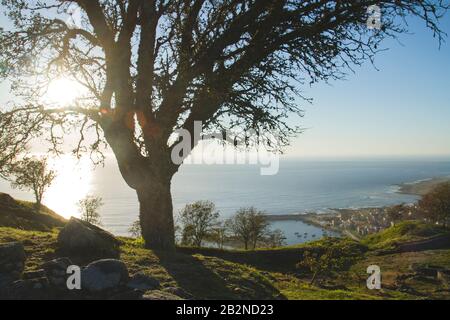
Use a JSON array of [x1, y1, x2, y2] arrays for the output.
[[0, 0, 448, 250]]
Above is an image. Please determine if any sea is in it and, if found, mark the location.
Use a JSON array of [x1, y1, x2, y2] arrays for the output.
[[1, 157, 450, 245]]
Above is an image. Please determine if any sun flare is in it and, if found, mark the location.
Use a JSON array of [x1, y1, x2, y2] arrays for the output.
[[44, 78, 84, 106], [43, 156, 93, 219]]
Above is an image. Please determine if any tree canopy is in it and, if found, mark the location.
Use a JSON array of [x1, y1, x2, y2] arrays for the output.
[[1, 1, 447, 172], [0, 0, 448, 249]]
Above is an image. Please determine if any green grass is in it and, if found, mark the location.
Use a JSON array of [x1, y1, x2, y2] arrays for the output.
[[361, 221, 449, 250], [1, 220, 449, 300], [0, 227, 59, 271], [0, 193, 66, 231]]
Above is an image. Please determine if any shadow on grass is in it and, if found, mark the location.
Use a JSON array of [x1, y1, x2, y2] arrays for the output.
[[177, 246, 304, 273], [154, 250, 286, 300]]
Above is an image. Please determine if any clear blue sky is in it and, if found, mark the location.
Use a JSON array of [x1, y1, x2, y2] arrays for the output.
[[288, 15, 450, 158], [1, 11, 449, 159]]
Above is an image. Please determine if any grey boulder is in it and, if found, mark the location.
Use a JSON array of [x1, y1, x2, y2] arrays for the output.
[[0, 242, 26, 288], [0, 242, 26, 275], [57, 217, 120, 257], [42, 257, 73, 287], [81, 259, 129, 292]]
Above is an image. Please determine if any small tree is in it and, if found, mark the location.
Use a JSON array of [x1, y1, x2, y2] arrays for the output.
[[129, 220, 142, 238], [264, 229, 287, 248], [296, 247, 353, 285], [227, 207, 269, 250], [208, 223, 229, 249], [78, 195, 104, 226], [179, 201, 219, 247], [419, 183, 450, 228], [11, 156, 56, 212]]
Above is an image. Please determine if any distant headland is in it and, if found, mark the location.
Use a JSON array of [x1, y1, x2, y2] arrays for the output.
[[396, 176, 450, 196]]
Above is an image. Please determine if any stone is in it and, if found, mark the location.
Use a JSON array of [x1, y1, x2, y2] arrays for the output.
[[142, 290, 184, 300], [42, 257, 73, 287], [0, 242, 26, 291], [0, 242, 26, 275], [81, 259, 129, 292], [57, 217, 120, 257], [3, 278, 50, 300], [127, 273, 160, 291], [23, 269, 46, 280]]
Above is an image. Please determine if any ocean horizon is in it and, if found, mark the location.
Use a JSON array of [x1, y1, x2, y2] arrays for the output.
[[1, 156, 450, 245]]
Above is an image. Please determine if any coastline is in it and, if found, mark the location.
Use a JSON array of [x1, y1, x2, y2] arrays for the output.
[[264, 175, 450, 239], [396, 176, 450, 196]]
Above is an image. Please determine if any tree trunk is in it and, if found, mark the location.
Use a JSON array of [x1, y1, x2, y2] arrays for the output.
[[137, 178, 175, 251], [34, 201, 41, 213]]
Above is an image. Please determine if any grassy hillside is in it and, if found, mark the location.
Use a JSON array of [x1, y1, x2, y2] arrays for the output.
[[1, 220, 449, 300], [0, 193, 66, 231], [0, 194, 448, 300], [362, 221, 450, 251]]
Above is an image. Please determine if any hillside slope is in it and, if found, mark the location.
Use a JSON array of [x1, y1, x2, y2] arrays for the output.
[[1, 221, 449, 300], [0, 193, 66, 231], [362, 221, 450, 251], [0, 193, 448, 300]]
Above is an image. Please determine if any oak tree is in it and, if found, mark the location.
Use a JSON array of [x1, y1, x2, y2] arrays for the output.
[[0, 0, 448, 249]]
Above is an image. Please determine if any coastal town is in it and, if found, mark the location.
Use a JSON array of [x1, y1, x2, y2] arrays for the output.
[[299, 204, 422, 239], [265, 177, 450, 239]]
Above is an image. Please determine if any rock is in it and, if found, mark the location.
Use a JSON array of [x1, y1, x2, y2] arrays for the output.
[[23, 270, 46, 280], [163, 286, 193, 299], [127, 273, 160, 291], [0, 242, 26, 289], [42, 257, 72, 274], [42, 258, 73, 287], [0, 242, 26, 275], [81, 259, 129, 292], [3, 278, 50, 299], [57, 217, 120, 258], [142, 290, 184, 300]]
